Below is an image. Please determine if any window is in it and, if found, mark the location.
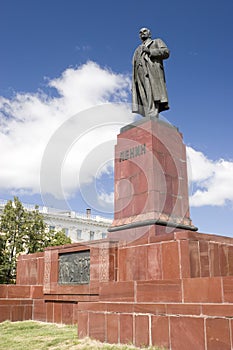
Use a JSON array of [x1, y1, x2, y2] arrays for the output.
[[49, 225, 55, 232], [90, 231, 94, 240], [64, 228, 69, 236], [77, 229, 82, 239], [102, 232, 107, 239]]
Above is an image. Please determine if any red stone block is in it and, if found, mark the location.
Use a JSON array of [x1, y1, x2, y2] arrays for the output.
[[50, 250, 59, 284], [37, 256, 45, 285], [115, 197, 131, 217], [151, 316, 170, 349], [209, 243, 220, 276], [99, 281, 134, 301], [121, 200, 134, 218], [78, 311, 88, 338], [17, 255, 44, 285], [90, 247, 100, 281], [206, 318, 230, 350], [62, 302, 75, 324], [202, 304, 233, 317], [189, 240, 200, 277], [147, 166, 166, 192], [228, 246, 233, 275], [78, 302, 107, 312], [30, 286, 44, 299], [109, 254, 116, 282], [171, 196, 182, 217], [120, 314, 133, 344], [118, 246, 147, 281], [0, 306, 11, 322], [183, 277, 222, 303], [53, 302, 62, 323], [107, 303, 133, 314], [162, 241, 180, 279], [219, 244, 229, 276], [11, 305, 24, 321], [172, 176, 179, 195], [73, 304, 78, 325], [154, 138, 166, 155], [170, 317, 205, 350], [46, 301, 54, 323], [166, 303, 201, 316], [199, 240, 210, 277], [106, 313, 119, 344], [0, 285, 8, 298], [24, 305, 32, 320], [146, 190, 161, 213], [179, 240, 191, 278], [181, 197, 191, 219], [222, 277, 233, 302], [163, 194, 174, 214], [16, 260, 26, 284], [132, 192, 149, 216], [28, 258, 38, 285], [33, 299, 46, 322], [132, 171, 148, 195], [7, 285, 31, 298], [89, 312, 106, 342], [73, 303, 79, 324], [0, 300, 18, 306], [135, 315, 149, 347], [147, 243, 162, 280], [165, 154, 178, 177], [137, 280, 182, 302], [134, 303, 166, 315], [115, 178, 133, 199], [165, 174, 173, 195], [55, 283, 92, 296]]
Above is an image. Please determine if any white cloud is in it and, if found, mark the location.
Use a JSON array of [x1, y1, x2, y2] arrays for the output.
[[0, 61, 132, 199], [187, 146, 233, 207]]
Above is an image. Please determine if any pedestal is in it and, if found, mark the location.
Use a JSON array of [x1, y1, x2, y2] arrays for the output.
[[109, 117, 197, 239]]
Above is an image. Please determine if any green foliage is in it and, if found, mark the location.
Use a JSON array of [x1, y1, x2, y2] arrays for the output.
[[0, 197, 28, 283], [26, 205, 47, 254], [0, 197, 71, 284], [46, 229, 72, 247]]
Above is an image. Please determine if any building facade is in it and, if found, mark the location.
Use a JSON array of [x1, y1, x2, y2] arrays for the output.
[[0, 199, 112, 243]]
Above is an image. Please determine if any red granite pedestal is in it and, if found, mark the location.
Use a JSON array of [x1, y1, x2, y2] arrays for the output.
[[109, 116, 197, 241]]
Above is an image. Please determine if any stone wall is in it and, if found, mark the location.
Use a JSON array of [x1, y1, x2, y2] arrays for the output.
[[1, 231, 233, 349]]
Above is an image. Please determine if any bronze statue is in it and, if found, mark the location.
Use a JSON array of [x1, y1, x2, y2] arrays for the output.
[[132, 28, 170, 118]]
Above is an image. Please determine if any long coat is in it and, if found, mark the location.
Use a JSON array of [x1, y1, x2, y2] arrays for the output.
[[132, 38, 170, 116]]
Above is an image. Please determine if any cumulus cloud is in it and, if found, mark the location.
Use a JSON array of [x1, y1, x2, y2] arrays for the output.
[[0, 61, 132, 201], [187, 146, 233, 207]]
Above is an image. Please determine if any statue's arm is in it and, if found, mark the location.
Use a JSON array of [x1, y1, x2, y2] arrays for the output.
[[149, 39, 170, 60]]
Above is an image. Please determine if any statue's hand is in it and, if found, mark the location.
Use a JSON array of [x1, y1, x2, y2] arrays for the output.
[[142, 46, 150, 54]]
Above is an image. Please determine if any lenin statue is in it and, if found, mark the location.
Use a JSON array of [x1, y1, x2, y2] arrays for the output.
[[132, 28, 170, 118]]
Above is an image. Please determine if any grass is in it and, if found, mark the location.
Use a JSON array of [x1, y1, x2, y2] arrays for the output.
[[0, 321, 165, 350]]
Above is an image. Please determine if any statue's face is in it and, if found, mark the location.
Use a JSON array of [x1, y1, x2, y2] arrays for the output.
[[139, 28, 151, 41]]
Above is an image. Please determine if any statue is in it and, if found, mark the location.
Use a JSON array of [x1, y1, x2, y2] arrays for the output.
[[132, 28, 170, 118]]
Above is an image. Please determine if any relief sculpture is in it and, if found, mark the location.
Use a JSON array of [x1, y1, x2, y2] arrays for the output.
[[59, 250, 90, 284]]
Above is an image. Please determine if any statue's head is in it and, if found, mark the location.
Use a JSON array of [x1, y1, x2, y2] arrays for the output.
[[139, 28, 151, 41]]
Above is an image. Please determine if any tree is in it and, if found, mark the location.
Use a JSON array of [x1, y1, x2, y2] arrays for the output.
[[26, 205, 47, 254], [0, 197, 72, 284], [0, 234, 6, 284], [0, 197, 28, 283], [45, 229, 72, 248]]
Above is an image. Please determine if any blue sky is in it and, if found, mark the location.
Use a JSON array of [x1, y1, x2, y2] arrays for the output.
[[0, 0, 233, 236]]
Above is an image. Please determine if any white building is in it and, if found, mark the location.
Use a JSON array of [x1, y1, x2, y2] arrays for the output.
[[0, 199, 112, 243]]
